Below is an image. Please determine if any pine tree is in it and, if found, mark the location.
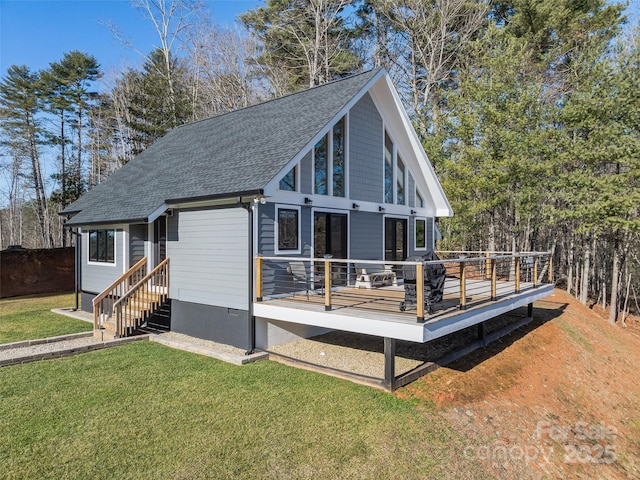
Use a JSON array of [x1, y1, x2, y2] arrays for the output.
[[240, 0, 362, 93], [0, 66, 51, 247]]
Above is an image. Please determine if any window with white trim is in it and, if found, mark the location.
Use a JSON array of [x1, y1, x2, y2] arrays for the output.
[[415, 218, 427, 250], [384, 129, 407, 205], [397, 155, 405, 205], [279, 165, 297, 191], [88, 229, 115, 263], [416, 189, 425, 208], [314, 115, 347, 197], [384, 131, 393, 203], [276, 207, 300, 253]]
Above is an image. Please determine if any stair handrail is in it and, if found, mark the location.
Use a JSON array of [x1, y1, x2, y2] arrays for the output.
[[113, 258, 170, 308], [114, 258, 170, 337], [93, 256, 148, 330]]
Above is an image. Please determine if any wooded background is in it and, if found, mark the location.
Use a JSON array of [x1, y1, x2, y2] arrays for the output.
[[1, 0, 638, 322]]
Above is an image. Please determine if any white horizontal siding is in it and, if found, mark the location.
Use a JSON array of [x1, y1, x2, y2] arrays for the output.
[[169, 208, 249, 310]]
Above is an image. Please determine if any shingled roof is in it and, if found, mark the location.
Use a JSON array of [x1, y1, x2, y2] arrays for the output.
[[62, 68, 383, 226]]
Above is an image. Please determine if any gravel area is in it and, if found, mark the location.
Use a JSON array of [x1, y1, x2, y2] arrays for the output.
[[0, 335, 101, 362], [268, 307, 532, 380]]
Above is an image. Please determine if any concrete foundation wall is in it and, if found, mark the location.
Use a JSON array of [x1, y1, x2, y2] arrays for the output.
[[171, 299, 249, 349]]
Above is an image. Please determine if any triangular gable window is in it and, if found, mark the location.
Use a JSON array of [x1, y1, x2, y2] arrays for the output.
[[279, 165, 297, 191]]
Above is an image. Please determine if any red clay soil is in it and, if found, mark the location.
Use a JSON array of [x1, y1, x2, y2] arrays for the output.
[[398, 289, 640, 479]]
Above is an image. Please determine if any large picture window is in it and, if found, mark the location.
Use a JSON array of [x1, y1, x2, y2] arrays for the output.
[[277, 207, 300, 253], [332, 116, 345, 197], [384, 132, 393, 203], [88, 229, 115, 263], [397, 156, 405, 205], [314, 115, 347, 197], [314, 135, 328, 195], [415, 219, 426, 250]]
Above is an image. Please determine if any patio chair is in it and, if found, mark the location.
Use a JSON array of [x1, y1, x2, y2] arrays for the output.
[[287, 261, 324, 299]]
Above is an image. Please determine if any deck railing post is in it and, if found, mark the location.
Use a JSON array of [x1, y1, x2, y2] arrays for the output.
[[459, 261, 467, 310], [324, 260, 332, 311], [485, 252, 491, 280], [533, 256, 538, 288], [491, 258, 497, 301], [514, 256, 521, 294], [416, 262, 425, 322], [256, 256, 263, 302], [548, 252, 553, 284]]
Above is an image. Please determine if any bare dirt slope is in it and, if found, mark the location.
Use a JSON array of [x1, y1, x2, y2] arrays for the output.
[[399, 289, 640, 479]]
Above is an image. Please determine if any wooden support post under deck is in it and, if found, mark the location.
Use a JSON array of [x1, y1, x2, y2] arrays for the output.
[[416, 263, 425, 322], [533, 256, 538, 287], [514, 256, 521, 293], [384, 337, 396, 392], [256, 257, 263, 302], [490, 258, 497, 301], [324, 260, 331, 311], [527, 302, 533, 318], [459, 261, 467, 310]]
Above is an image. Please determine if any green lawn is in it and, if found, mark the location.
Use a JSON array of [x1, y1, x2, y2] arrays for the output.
[[0, 341, 487, 479], [0, 293, 92, 344]]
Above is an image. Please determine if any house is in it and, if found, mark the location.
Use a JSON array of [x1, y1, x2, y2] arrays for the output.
[[62, 68, 553, 390]]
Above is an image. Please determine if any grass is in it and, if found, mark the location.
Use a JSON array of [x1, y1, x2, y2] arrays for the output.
[[0, 293, 92, 344], [0, 341, 488, 479]]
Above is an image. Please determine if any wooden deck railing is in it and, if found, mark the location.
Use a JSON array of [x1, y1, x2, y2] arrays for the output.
[[93, 256, 148, 330], [255, 251, 553, 322], [112, 258, 169, 337]]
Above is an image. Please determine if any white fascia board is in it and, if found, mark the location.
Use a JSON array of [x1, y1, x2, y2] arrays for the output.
[[370, 75, 453, 218], [253, 303, 425, 342], [146, 203, 169, 224], [263, 69, 388, 196], [422, 284, 554, 342]]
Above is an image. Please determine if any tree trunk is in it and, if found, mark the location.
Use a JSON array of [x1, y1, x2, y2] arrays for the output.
[[580, 235, 591, 305], [609, 238, 620, 324], [567, 234, 574, 294]]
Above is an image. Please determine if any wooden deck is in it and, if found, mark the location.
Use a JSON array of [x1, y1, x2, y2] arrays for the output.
[[254, 278, 554, 343]]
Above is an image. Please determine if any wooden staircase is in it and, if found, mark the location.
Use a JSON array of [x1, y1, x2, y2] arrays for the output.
[[93, 258, 170, 339]]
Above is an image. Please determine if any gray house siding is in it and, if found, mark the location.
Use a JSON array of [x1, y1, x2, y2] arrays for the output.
[[79, 227, 126, 313], [81, 227, 126, 294], [299, 151, 312, 195], [349, 93, 383, 203], [167, 207, 250, 346], [129, 224, 147, 266], [258, 202, 312, 297], [350, 212, 383, 259], [168, 207, 249, 309]]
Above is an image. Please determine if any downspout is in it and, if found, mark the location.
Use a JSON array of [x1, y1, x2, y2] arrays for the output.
[[69, 226, 81, 311], [240, 198, 256, 355]]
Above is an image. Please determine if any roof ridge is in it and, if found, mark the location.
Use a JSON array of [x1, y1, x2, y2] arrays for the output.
[[173, 67, 384, 131]]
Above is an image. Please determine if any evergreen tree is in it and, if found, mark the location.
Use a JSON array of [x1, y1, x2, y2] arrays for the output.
[[0, 65, 51, 247], [121, 49, 192, 155], [241, 0, 362, 93]]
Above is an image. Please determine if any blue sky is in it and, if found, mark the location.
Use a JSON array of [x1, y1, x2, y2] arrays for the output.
[[0, 0, 261, 77]]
